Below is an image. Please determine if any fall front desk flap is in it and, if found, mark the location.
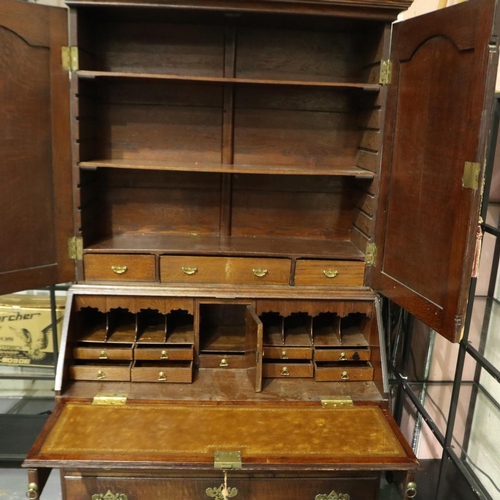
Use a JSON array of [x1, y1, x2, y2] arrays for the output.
[[25, 403, 417, 469]]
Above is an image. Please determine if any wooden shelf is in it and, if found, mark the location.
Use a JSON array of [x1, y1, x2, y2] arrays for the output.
[[79, 159, 375, 178], [85, 234, 366, 261], [76, 70, 381, 91]]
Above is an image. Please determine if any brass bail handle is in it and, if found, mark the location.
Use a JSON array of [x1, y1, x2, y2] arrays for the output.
[[252, 268, 268, 277], [281, 366, 290, 376], [182, 266, 198, 275], [206, 471, 238, 500], [323, 269, 339, 278], [26, 483, 38, 500], [111, 265, 127, 274]]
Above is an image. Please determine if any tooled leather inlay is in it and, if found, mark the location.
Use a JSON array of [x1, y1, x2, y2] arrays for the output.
[[41, 404, 406, 460]]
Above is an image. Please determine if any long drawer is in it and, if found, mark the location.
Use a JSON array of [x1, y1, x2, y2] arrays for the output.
[[64, 474, 379, 500], [160, 256, 291, 285]]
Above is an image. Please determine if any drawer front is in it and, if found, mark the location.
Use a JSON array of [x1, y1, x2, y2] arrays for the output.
[[160, 256, 290, 285], [134, 347, 194, 361], [73, 346, 133, 361], [64, 475, 379, 500], [131, 361, 193, 383], [198, 353, 248, 369], [315, 362, 374, 382], [294, 260, 365, 287], [263, 361, 314, 378], [84, 254, 156, 282], [70, 362, 131, 381], [314, 347, 371, 363], [263, 346, 312, 360]]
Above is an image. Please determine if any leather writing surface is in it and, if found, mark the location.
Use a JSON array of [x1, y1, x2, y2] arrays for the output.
[[41, 403, 406, 462]]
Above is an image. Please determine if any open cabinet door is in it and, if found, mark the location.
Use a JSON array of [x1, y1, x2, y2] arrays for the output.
[[246, 305, 263, 392], [372, 0, 499, 342], [0, 0, 73, 295]]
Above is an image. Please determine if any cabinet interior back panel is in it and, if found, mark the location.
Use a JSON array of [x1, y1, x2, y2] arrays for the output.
[[233, 87, 361, 167], [78, 80, 224, 163]]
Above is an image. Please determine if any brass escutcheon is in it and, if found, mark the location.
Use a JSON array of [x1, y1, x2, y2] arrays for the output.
[[182, 266, 198, 275], [323, 269, 339, 278], [252, 268, 268, 277], [160, 350, 169, 360], [315, 491, 350, 500], [26, 483, 38, 500], [111, 265, 127, 274], [97, 370, 106, 380], [92, 492, 128, 500], [281, 366, 290, 376], [339, 352, 347, 361], [280, 350, 288, 360], [220, 358, 229, 367], [405, 482, 417, 499], [158, 371, 167, 381], [99, 350, 108, 360], [340, 371, 349, 380]]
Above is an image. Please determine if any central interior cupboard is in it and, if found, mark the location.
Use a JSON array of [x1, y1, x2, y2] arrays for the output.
[[0, 0, 498, 498]]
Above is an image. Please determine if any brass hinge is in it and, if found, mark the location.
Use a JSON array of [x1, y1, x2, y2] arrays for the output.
[[214, 450, 242, 469], [321, 396, 354, 408], [379, 60, 392, 85], [62, 46, 79, 72], [365, 242, 377, 266], [92, 394, 127, 405], [68, 236, 83, 260], [462, 161, 481, 190]]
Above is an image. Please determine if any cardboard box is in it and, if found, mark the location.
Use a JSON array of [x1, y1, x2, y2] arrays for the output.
[[0, 294, 65, 367]]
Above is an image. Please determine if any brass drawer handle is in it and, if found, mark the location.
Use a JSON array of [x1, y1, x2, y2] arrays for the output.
[[220, 358, 229, 367], [252, 268, 268, 277], [182, 266, 198, 275], [26, 483, 38, 500], [340, 371, 349, 380], [281, 366, 290, 376], [160, 350, 169, 360], [92, 492, 128, 500], [99, 350, 108, 360], [339, 352, 347, 361], [315, 491, 350, 500], [323, 269, 339, 278], [206, 471, 238, 500], [158, 371, 167, 381], [280, 350, 288, 360], [406, 482, 417, 499], [111, 265, 127, 274], [97, 370, 106, 380]]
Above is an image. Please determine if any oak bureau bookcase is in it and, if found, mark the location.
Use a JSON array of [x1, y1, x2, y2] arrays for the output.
[[0, 0, 498, 497]]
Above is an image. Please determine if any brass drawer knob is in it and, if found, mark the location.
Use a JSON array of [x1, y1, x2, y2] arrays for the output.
[[280, 350, 288, 360], [182, 266, 198, 275], [252, 268, 268, 277], [97, 370, 106, 380], [111, 265, 128, 274], [99, 350, 108, 360], [315, 491, 350, 500], [281, 366, 290, 376], [406, 482, 417, 499], [220, 358, 229, 367], [323, 269, 339, 278], [158, 371, 167, 381], [26, 483, 38, 500], [340, 371, 349, 380], [92, 492, 128, 500], [339, 352, 347, 361], [160, 350, 169, 360]]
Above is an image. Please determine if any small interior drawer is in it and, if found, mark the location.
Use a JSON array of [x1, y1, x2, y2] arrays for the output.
[[198, 353, 248, 369], [69, 361, 132, 381], [84, 254, 157, 282], [131, 360, 193, 383], [263, 346, 312, 360], [73, 343, 133, 361], [314, 361, 374, 382], [134, 345, 194, 361], [160, 256, 290, 285], [262, 361, 314, 378], [294, 260, 365, 287], [314, 347, 371, 362]]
